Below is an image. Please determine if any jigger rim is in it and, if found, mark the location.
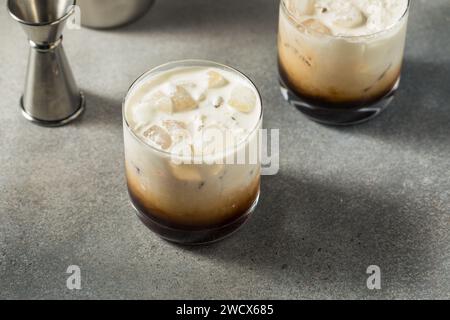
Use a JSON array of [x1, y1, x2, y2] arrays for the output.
[[7, 0, 76, 27]]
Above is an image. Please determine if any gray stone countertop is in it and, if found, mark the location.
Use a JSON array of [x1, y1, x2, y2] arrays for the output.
[[0, 0, 449, 299]]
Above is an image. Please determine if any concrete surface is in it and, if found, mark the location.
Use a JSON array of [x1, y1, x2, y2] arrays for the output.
[[0, 0, 449, 300]]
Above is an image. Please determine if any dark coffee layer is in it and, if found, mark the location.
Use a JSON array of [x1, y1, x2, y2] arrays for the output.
[[279, 57, 402, 109], [134, 201, 254, 245], [126, 170, 260, 230]]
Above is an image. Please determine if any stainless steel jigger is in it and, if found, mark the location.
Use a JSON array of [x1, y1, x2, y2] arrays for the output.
[[8, 0, 85, 127]]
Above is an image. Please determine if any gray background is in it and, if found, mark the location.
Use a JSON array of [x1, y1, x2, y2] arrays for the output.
[[0, 0, 449, 300]]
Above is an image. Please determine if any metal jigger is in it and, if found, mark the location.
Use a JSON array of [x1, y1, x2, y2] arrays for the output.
[[8, 0, 85, 126]]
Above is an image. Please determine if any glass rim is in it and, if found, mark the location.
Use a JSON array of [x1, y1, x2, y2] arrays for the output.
[[281, 0, 411, 40], [122, 59, 264, 159]]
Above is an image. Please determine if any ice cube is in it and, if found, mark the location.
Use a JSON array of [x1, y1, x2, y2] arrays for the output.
[[333, 6, 367, 28], [303, 18, 332, 35], [162, 119, 187, 132], [169, 86, 198, 113], [207, 71, 229, 89], [169, 163, 203, 182], [195, 91, 207, 102], [207, 164, 225, 176], [162, 120, 191, 144], [143, 125, 172, 150], [287, 0, 316, 16], [228, 85, 257, 113], [170, 141, 194, 159], [143, 91, 173, 114]]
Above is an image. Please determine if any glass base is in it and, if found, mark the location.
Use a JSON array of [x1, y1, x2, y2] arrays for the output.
[[280, 78, 399, 126], [131, 192, 260, 246]]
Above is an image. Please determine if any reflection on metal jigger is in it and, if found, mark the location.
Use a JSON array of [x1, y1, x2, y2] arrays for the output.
[[8, 0, 85, 127]]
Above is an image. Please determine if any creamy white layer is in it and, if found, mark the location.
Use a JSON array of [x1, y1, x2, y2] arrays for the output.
[[285, 0, 409, 36], [125, 66, 261, 160]]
